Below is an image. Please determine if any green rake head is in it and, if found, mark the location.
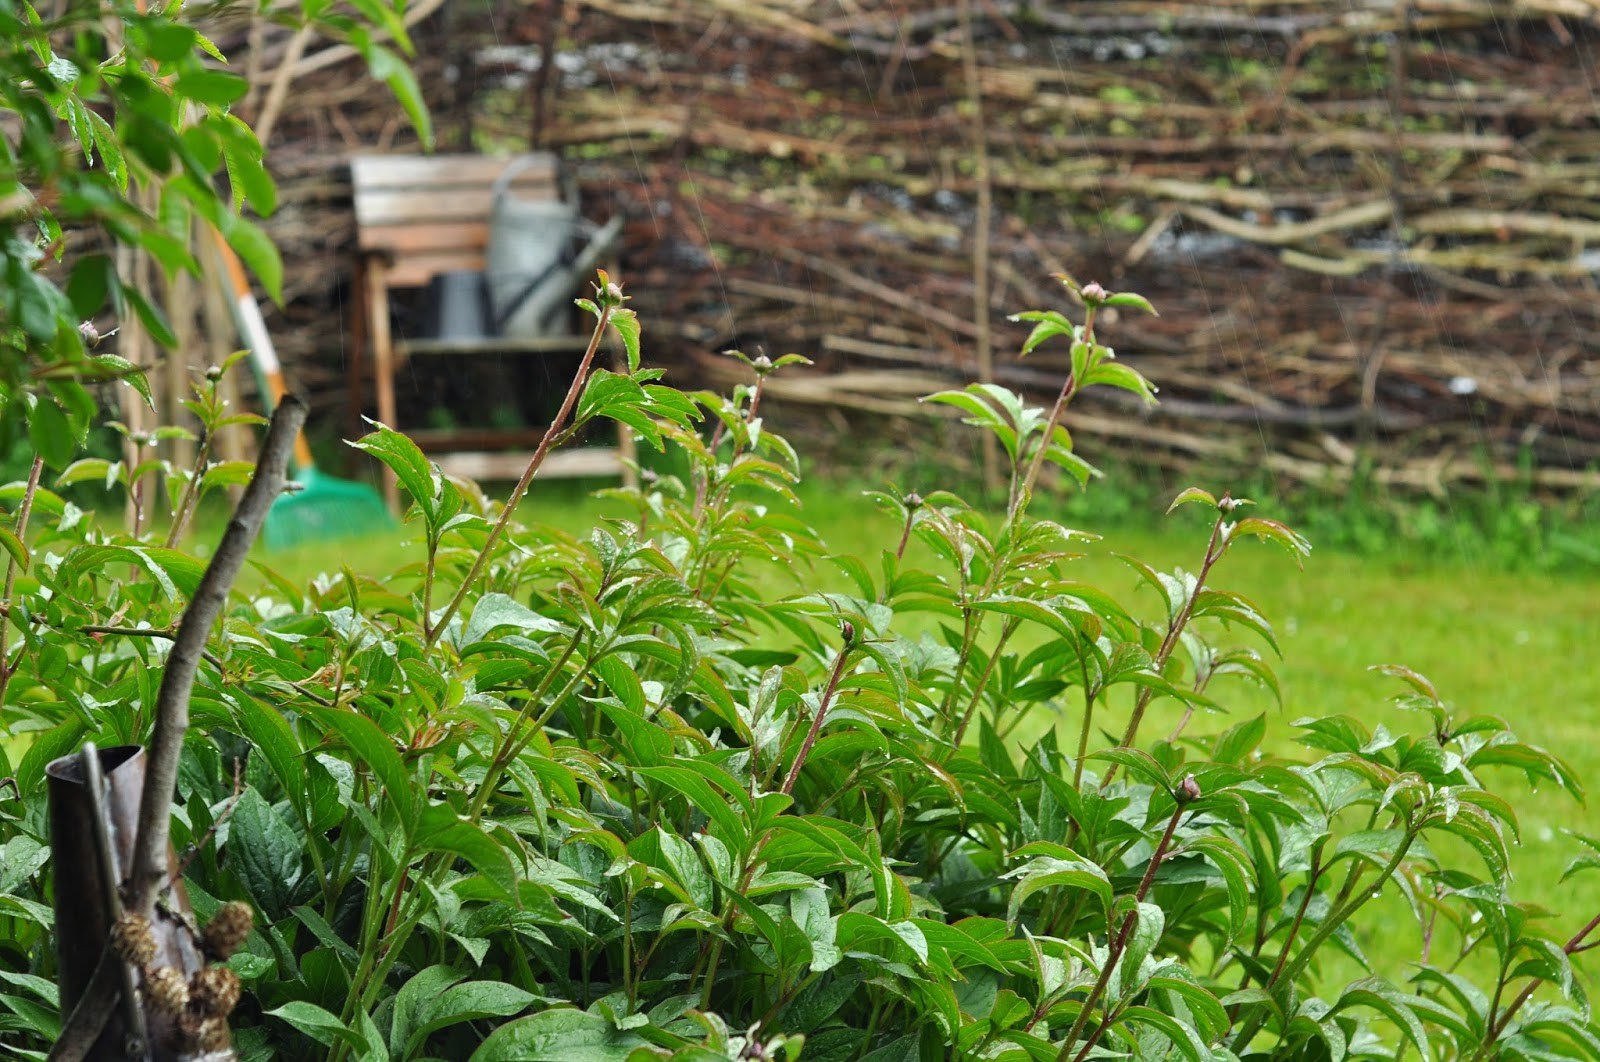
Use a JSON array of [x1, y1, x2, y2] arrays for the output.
[[262, 467, 395, 551]]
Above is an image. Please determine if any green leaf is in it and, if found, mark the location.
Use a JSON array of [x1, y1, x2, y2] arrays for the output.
[[1103, 291, 1158, 315], [233, 694, 306, 815], [0, 526, 29, 572], [470, 1008, 646, 1061], [611, 308, 641, 372], [307, 705, 417, 827], [462, 592, 565, 646], [390, 965, 467, 1057], [1008, 309, 1076, 357], [406, 980, 538, 1058], [66, 253, 116, 319], [365, 44, 433, 149], [1083, 360, 1158, 404], [1116, 1005, 1207, 1062], [1230, 516, 1312, 562], [350, 421, 440, 523], [229, 788, 304, 919], [29, 398, 78, 469], [1166, 487, 1217, 515], [1331, 978, 1432, 1058], [220, 212, 284, 304], [174, 69, 249, 107], [417, 805, 518, 900], [266, 1001, 365, 1051], [1003, 855, 1113, 926]]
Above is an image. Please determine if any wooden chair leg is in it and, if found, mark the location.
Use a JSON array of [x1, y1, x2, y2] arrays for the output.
[[364, 260, 400, 513], [347, 256, 369, 442]]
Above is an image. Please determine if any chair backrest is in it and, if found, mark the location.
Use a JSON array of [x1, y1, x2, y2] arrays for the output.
[[349, 153, 561, 288]]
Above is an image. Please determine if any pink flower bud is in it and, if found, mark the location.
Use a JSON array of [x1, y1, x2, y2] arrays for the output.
[[1176, 773, 1202, 804]]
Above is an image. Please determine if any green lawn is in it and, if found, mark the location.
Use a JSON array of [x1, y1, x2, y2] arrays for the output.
[[253, 474, 1600, 985]]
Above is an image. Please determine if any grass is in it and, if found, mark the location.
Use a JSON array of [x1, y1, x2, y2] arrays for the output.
[[251, 471, 1599, 986]]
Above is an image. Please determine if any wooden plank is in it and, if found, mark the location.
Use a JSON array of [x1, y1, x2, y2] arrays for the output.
[[410, 427, 551, 451], [357, 221, 491, 254], [350, 152, 559, 192], [397, 335, 591, 357], [354, 182, 558, 228], [432, 448, 622, 481], [384, 251, 485, 289]]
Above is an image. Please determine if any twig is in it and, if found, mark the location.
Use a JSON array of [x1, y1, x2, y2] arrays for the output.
[[956, 0, 997, 496], [125, 396, 306, 916], [172, 757, 245, 883], [0, 455, 44, 713], [423, 295, 613, 648]]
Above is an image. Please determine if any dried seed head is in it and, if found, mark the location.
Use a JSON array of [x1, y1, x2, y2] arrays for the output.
[[110, 913, 157, 967], [142, 965, 189, 1016], [189, 966, 241, 1018], [179, 1012, 231, 1053], [202, 901, 254, 960]]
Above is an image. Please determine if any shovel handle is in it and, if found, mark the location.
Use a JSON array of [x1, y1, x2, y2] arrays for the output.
[[210, 227, 315, 470]]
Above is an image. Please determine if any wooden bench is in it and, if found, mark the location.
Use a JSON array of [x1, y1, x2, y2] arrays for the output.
[[348, 152, 635, 510]]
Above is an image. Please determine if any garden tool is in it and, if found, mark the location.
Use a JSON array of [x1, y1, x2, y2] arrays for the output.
[[212, 231, 394, 549]]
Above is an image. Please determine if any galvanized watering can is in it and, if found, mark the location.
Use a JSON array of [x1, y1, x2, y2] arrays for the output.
[[485, 158, 625, 339]]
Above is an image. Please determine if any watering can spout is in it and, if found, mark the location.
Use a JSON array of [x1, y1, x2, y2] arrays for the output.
[[564, 213, 627, 296]]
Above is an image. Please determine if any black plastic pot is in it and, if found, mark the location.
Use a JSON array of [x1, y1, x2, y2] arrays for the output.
[[47, 745, 222, 1060]]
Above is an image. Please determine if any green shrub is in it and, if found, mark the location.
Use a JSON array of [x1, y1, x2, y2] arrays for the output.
[[2, 277, 1597, 1061]]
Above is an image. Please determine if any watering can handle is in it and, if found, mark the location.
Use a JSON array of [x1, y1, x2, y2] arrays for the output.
[[491, 154, 564, 205]]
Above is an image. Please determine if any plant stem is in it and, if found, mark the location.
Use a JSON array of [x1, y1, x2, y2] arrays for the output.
[[1265, 850, 1322, 987], [780, 632, 856, 796], [1232, 830, 1417, 1051], [425, 303, 612, 648], [468, 631, 584, 820], [1058, 798, 1185, 1061], [164, 427, 213, 547], [127, 396, 305, 916], [1102, 511, 1228, 787], [1011, 307, 1092, 520], [951, 616, 1019, 746], [0, 455, 44, 714], [1474, 909, 1600, 1059]]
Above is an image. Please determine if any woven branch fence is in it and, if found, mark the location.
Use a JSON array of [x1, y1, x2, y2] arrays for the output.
[[208, 1, 1600, 492]]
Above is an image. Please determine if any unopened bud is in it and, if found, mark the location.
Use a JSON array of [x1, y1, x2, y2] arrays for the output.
[[605, 281, 625, 304], [1176, 773, 1202, 804], [903, 492, 923, 510], [78, 320, 101, 347], [840, 620, 855, 644], [752, 354, 772, 373], [1081, 282, 1107, 302], [205, 364, 224, 381]]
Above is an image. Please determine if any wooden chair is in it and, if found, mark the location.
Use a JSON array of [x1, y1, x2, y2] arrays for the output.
[[348, 152, 635, 510]]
